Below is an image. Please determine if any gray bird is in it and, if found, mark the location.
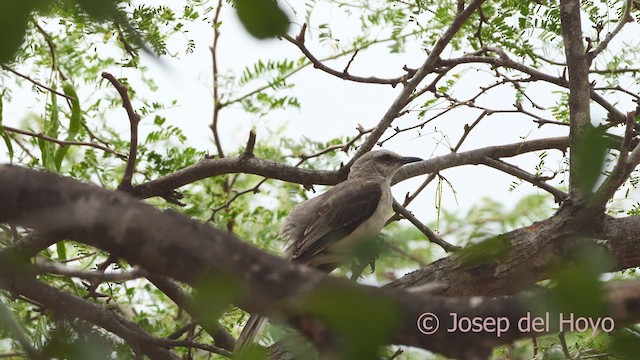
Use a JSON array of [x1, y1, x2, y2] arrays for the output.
[[235, 149, 422, 353]]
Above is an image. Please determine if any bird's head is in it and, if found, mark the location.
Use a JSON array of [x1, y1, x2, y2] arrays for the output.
[[348, 150, 422, 180]]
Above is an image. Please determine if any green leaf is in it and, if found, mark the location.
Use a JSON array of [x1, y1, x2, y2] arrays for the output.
[[0, 92, 14, 162], [459, 234, 511, 267], [575, 124, 608, 197], [40, 89, 60, 171], [531, 243, 611, 327], [307, 285, 400, 359], [235, 0, 289, 39], [0, 3, 37, 63], [56, 241, 67, 261], [74, 0, 118, 20], [54, 83, 83, 170]]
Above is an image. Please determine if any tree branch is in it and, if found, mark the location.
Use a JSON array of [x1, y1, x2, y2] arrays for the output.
[[282, 24, 414, 87], [587, 0, 634, 62], [559, 0, 596, 203], [0, 64, 72, 100], [101, 72, 141, 191], [2, 275, 179, 359], [3, 166, 640, 358], [3, 125, 127, 160], [347, 0, 485, 167], [481, 157, 568, 203]]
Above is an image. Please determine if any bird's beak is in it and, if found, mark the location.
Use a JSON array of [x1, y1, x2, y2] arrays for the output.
[[400, 156, 422, 164]]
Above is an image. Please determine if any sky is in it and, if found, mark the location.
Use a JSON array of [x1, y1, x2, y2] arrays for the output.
[[2, 1, 638, 228]]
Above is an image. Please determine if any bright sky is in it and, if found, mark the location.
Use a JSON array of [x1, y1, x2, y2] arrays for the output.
[[2, 1, 638, 225]]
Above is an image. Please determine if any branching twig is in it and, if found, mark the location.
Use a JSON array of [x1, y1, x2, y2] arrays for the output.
[[481, 157, 568, 203], [3, 125, 127, 159], [0, 300, 41, 359], [348, 0, 485, 167], [35, 259, 146, 282], [33, 21, 67, 81], [101, 72, 141, 190], [391, 200, 459, 252], [283, 24, 414, 87], [209, 0, 225, 159], [593, 109, 639, 205], [146, 274, 236, 352], [84, 253, 119, 299], [0, 64, 71, 99], [587, 0, 634, 62]]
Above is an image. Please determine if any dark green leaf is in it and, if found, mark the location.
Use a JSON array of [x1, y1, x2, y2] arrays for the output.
[[307, 285, 400, 358], [235, 0, 289, 39], [0, 93, 13, 162], [0, 3, 42, 63], [54, 83, 83, 170], [575, 124, 608, 197]]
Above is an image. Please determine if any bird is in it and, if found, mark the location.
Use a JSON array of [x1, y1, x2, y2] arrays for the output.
[[234, 149, 422, 353]]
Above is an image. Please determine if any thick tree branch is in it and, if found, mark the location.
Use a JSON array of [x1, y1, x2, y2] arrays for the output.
[[3, 166, 640, 358], [394, 136, 570, 183], [131, 136, 570, 200], [388, 212, 640, 296], [561, 0, 595, 202], [1, 275, 179, 359]]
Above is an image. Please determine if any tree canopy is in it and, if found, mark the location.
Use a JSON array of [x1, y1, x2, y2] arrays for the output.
[[1, 0, 640, 359]]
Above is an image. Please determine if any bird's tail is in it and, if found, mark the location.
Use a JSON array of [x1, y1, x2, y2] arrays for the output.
[[234, 314, 268, 355]]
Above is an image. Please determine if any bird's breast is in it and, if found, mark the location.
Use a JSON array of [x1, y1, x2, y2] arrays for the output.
[[331, 186, 392, 253]]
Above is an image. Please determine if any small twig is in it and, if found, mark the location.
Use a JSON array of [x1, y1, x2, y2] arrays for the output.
[[166, 321, 198, 340], [116, 23, 137, 58], [209, 0, 225, 159], [452, 110, 487, 152], [101, 72, 141, 190], [33, 21, 67, 82], [388, 348, 404, 360], [35, 259, 146, 282], [391, 200, 459, 252], [0, 64, 72, 100], [84, 254, 119, 299], [343, 49, 359, 74], [206, 178, 267, 222], [402, 173, 438, 207], [241, 130, 256, 159], [151, 338, 232, 358], [593, 110, 638, 205], [295, 128, 371, 167], [3, 125, 127, 159], [283, 23, 414, 87], [0, 299, 42, 359], [588, 0, 634, 62], [482, 156, 568, 203], [558, 332, 571, 358]]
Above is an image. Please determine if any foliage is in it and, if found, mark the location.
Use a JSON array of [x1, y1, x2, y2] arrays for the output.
[[1, 0, 640, 359]]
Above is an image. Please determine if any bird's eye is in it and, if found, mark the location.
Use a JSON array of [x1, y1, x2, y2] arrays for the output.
[[380, 154, 393, 162]]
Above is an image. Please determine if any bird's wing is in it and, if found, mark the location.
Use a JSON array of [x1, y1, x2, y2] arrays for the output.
[[288, 180, 382, 265]]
